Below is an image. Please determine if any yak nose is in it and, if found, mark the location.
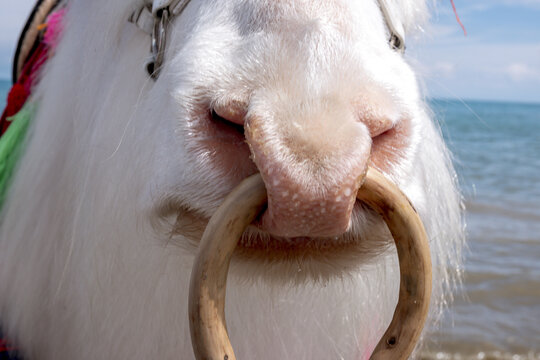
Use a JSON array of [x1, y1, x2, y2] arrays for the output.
[[244, 99, 373, 238], [211, 96, 373, 238]]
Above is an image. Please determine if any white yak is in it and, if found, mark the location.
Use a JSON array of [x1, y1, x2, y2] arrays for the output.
[[0, 0, 464, 359]]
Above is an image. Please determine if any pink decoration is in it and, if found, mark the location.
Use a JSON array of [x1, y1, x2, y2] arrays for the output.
[[0, 7, 66, 133], [43, 8, 66, 48]]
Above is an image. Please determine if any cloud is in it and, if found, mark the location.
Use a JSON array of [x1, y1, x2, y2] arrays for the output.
[[504, 63, 540, 82], [424, 61, 456, 79], [409, 39, 540, 102], [428, 24, 462, 39], [434, 62, 456, 76], [433, 0, 540, 21], [459, 0, 540, 11], [499, 0, 540, 8]]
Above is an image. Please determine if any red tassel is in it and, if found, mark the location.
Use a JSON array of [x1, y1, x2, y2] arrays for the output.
[[0, 42, 49, 135], [0, 84, 30, 135], [0, 336, 16, 352]]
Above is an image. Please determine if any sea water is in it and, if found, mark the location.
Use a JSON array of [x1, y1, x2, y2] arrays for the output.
[[0, 80, 9, 110], [1, 80, 539, 358], [422, 99, 540, 359]]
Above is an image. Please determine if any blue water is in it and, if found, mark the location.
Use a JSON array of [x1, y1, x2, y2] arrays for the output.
[[1, 80, 539, 358], [427, 99, 540, 359], [0, 80, 9, 110]]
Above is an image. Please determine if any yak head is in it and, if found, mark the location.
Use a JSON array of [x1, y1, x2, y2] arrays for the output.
[[0, 1, 464, 359]]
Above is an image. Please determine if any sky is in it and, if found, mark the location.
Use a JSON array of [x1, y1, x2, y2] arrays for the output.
[[407, 0, 540, 103], [0, 1, 539, 103]]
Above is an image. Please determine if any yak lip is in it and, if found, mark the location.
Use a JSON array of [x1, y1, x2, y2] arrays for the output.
[[237, 202, 369, 250], [158, 200, 391, 263]]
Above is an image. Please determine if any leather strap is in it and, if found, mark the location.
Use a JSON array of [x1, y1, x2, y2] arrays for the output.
[[130, 0, 405, 51], [128, 5, 154, 35], [152, 0, 191, 16], [129, 0, 191, 35], [128, 0, 406, 79], [377, 0, 406, 52]]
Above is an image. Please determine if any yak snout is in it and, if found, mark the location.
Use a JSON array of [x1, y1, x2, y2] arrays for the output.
[[212, 95, 378, 238]]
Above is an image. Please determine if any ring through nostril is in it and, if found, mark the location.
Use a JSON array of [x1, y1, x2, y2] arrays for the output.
[[189, 168, 432, 360]]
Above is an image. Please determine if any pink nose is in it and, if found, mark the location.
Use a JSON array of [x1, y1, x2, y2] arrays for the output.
[[254, 155, 368, 237], [212, 97, 373, 238], [243, 105, 372, 238]]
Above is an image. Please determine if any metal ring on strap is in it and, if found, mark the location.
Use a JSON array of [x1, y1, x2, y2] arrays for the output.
[[377, 0, 406, 53], [147, 8, 168, 78], [128, 0, 192, 78]]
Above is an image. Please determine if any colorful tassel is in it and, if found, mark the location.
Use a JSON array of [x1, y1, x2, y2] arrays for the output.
[[0, 104, 35, 208]]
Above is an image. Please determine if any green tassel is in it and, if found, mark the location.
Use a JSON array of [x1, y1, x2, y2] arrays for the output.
[[0, 103, 35, 209]]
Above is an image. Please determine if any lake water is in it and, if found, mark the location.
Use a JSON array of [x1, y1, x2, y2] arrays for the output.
[[423, 99, 540, 360], [1, 81, 539, 358], [0, 80, 9, 109]]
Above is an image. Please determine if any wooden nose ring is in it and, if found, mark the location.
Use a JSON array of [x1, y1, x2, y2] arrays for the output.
[[189, 167, 432, 360]]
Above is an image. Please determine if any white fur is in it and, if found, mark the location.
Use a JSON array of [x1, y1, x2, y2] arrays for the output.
[[0, 0, 463, 359]]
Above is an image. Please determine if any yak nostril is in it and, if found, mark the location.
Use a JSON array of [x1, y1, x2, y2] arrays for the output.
[[212, 99, 248, 126], [209, 109, 246, 136], [360, 115, 395, 138]]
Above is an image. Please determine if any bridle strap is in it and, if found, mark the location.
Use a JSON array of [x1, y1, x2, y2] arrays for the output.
[[152, 0, 191, 16], [129, 0, 406, 79], [129, 0, 192, 36], [377, 0, 406, 53], [129, 0, 192, 78], [129, 6, 154, 35]]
